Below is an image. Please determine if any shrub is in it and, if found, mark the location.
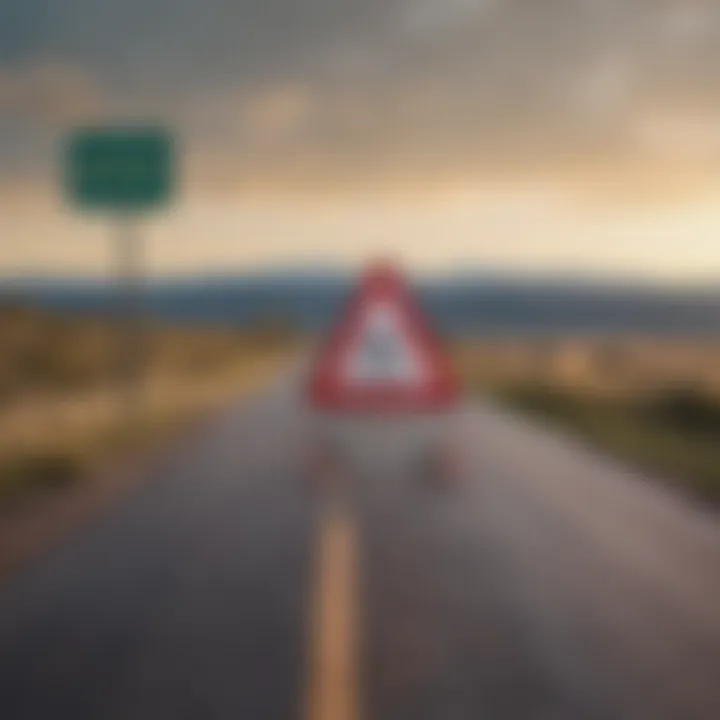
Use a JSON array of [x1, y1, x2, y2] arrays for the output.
[[643, 385, 720, 437], [0, 450, 83, 502]]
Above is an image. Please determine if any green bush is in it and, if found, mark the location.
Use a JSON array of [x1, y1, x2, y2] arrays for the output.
[[643, 385, 720, 437], [0, 450, 84, 502], [490, 381, 720, 503]]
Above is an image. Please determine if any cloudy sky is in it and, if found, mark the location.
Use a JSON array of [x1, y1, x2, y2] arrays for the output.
[[3, 0, 720, 279]]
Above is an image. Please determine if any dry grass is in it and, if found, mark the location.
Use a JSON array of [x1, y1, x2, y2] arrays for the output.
[[454, 336, 720, 399], [0, 304, 298, 504], [454, 336, 720, 501]]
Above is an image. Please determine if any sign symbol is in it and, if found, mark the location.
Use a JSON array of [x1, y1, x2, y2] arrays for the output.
[[345, 302, 425, 386]]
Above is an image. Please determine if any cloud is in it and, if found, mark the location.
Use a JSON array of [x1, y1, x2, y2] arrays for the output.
[[400, 0, 496, 37], [635, 110, 720, 162], [0, 60, 102, 125], [3, 0, 720, 198], [238, 85, 315, 145]]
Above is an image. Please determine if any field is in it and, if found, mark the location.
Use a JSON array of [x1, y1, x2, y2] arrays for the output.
[[4, 311, 720, 506], [0, 304, 297, 507], [455, 336, 720, 502]]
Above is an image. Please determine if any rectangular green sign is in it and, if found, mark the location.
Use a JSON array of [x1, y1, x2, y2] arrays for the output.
[[65, 127, 174, 212]]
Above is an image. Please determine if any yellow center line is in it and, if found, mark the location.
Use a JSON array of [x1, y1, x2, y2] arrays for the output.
[[306, 499, 360, 720]]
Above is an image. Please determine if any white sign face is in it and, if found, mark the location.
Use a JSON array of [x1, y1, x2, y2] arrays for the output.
[[341, 301, 430, 386]]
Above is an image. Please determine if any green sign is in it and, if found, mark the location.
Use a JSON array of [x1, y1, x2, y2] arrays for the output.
[[65, 127, 174, 212]]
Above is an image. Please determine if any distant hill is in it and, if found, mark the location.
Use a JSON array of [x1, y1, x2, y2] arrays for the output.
[[1, 273, 719, 336]]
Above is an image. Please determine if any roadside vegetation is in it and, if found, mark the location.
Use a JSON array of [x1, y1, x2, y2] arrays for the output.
[[456, 337, 720, 502], [0, 303, 297, 507]]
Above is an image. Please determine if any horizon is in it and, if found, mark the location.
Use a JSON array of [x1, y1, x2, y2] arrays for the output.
[[3, 263, 720, 293]]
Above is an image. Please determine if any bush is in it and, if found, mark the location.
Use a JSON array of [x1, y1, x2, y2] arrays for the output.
[[490, 380, 720, 504], [0, 450, 83, 502], [643, 385, 720, 437]]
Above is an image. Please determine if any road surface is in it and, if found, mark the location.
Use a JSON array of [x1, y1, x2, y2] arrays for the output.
[[1, 375, 720, 719]]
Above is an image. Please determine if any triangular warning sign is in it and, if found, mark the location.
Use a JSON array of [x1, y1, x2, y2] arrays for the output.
[[307, 262, 458, 413]]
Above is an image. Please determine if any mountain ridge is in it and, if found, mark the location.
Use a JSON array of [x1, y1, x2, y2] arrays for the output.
[[1, 272, 719, 336]]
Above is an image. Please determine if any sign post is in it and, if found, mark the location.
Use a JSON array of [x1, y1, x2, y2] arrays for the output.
[[64, 126, 175, 425], [305, 261, 462, 488], [117, 214, 144, 420]]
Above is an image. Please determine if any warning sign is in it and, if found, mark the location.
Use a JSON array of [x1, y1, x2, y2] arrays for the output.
[[307, 262, 458, 413], [343, 300, 429, 386]]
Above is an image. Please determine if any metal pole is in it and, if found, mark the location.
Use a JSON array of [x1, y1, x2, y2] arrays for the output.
[[117, 215, 145, 427]]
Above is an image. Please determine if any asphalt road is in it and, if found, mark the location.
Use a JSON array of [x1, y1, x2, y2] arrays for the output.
[[1, 376, 720, 719]]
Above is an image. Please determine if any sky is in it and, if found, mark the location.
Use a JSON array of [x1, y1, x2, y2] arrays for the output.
[[2, 0, 720, 280]]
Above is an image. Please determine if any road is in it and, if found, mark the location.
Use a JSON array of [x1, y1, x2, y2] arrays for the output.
[[1, 374, 720, 719]]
